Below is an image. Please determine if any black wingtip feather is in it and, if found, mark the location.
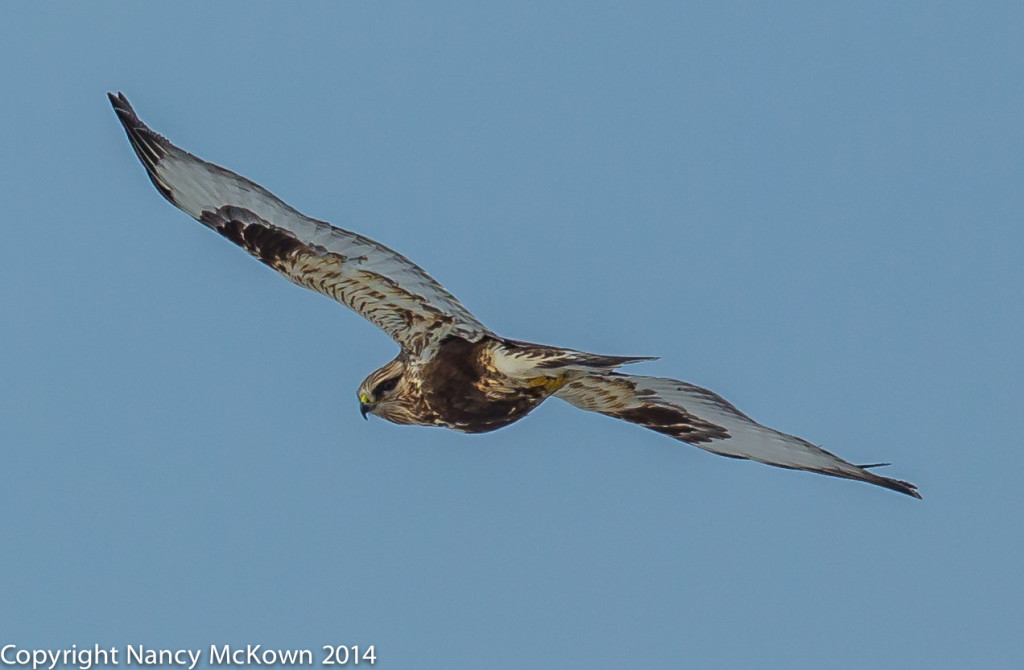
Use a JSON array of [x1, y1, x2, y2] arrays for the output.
[[850, 462, 921, 498], [107, 91, 176, 204], [871, 474, 922, 499], [108, 92, 141, 130]]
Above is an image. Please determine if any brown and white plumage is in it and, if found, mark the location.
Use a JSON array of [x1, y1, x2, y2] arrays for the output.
[[556, 374, 919, 496], [109, 92, 486, 358], [109, 92, 920, 499]]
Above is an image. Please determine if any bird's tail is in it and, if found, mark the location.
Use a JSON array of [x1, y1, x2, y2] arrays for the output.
[[490, 338, 656, 375]]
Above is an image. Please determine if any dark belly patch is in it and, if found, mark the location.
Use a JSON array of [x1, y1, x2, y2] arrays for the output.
[[421, 337, 548, 432]]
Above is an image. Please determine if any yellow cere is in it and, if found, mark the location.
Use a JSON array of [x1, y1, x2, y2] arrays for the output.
[[359, 394, 370, 404]]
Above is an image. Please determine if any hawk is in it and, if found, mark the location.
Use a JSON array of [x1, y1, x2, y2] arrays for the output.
[[109, 92, 920, 498]]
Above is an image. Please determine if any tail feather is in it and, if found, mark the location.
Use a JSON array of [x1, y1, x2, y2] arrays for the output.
[[497, 338, 656, 372], [538, 351, 657, 370]]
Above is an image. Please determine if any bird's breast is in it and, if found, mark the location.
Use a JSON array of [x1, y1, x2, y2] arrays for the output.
[[417, 336, 552, 432]]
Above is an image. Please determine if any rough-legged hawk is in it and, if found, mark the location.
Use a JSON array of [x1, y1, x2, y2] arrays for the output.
[[109, 92, 919, 498]]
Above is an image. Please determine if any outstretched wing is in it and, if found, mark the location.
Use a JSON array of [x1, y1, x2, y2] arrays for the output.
[[556, 373, 920, 498], [108, 92, 489, 358]]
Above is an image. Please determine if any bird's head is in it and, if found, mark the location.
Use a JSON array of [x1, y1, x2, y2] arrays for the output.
[[357, 356, 420, 425]]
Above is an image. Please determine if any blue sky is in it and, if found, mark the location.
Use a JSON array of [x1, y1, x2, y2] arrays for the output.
[[1, 2, 1022, 668]]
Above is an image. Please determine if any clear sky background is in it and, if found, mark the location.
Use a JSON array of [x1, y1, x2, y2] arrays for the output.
[[1, 3, 1021, 668]]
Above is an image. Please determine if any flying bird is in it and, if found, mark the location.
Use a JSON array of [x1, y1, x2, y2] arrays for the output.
[[108, 92, 920, 498]]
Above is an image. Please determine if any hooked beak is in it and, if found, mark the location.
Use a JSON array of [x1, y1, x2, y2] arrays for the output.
[[359, 402, 370, 420]]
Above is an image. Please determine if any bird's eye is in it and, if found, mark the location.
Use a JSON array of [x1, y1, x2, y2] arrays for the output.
[[373, 376, 399, 396]]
